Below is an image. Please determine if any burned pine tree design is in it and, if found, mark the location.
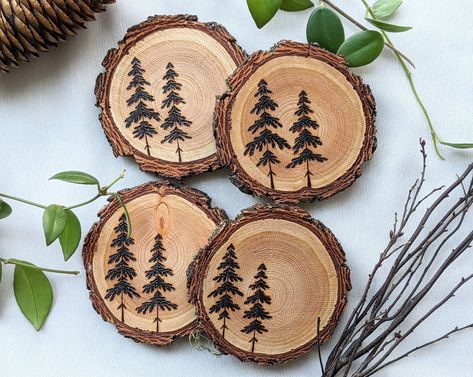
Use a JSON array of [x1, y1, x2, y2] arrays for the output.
[[125, 57, 161, 156], [244, 79, 290, 190], [286, 90, 327, 188], [105, 214, 140, 324], [160, 62, 192, 163], [136, 234, 178, 332], [241, 263, 272, 353], [207, 243, 243, 339]]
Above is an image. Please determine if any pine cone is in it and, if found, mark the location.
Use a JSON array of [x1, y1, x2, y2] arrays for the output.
[[0, 0, 115, 73]]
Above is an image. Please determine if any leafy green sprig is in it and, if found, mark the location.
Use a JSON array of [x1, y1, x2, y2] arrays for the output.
[[0, 170, 131, 330], [246, 0, 473, 158]]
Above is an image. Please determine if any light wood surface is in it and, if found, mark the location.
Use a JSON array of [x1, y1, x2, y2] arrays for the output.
[[83, 181, 227, 345], [189, 204, 351, 364], [216, 40, 376, 204], [96, 14, 247, 179]]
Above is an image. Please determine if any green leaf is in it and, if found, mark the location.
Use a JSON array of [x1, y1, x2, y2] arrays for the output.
[[280, 0, 313, 11], [439, 141, 473, 149], [366, 18, 412, 32], [43, 205, 67, 246], [307, 6, 345, 53], [337, 30, 385, 67], [247, 0, 282, 28], [49, 171, 99, 186], [371, 0, 403, 19], [59, 209, 81, 261], [0, 199, 12, 219], [14, 263, 53, 330]]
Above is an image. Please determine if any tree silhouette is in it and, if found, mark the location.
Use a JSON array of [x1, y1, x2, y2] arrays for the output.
[[105, 213, 140, 324], [244, 79, 290, 190], [160, 62, 192, 162], [207, 243, 243, 339], [241, 263, 272, 353], [125, 57, 161, 157], [136, 234, 177, 332], [286, 90, 327, 188]]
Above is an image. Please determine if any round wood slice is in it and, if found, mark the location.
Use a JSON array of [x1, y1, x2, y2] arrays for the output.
[[189, 204, 351, 364], [83, 181, 227, 346], [216, 40, 377, 204], [96, 14, 247, 179]]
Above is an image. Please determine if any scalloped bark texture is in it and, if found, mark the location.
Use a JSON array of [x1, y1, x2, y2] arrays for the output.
[[216, 40, 377, 204], [96, 14, 247, 180], [82, 181, 227, 346], [189, 204, 351, 364]]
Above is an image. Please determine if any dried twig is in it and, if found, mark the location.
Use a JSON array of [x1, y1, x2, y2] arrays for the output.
[[322, 140, 473, 376]]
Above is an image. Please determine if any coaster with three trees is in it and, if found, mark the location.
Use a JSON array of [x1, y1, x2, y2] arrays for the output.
[[216, 40, 377, 203], [82, 181, 226, 345], [189, 204, 351, 364], [96, 15, 246, 179]]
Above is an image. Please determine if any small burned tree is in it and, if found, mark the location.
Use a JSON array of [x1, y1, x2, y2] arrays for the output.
[[286, 90, 327, 188], [241, 263, 272, 353], [160, 62, 192, 162], [105, 213, 140, 324], [244, 79, 290, 190], [125, 57, 160, 156], [207, 243, 243, 338], [136, 234, 177, 332]]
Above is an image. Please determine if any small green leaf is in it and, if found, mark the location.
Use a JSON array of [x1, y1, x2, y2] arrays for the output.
[[439, 141, 473, 149], [337, 30, 385, 67], [49, 171, 99, 186], [59, 209, 81, 261], [366, 18, 412, 32], [43, 205, 67, 246], [307, 6, 345, 53], [280, 0, 313, 11], [14, 263, 53, 331], [0, 199, 12, 219], [247, 0, 282, 28], [371, 0, 403, 19]]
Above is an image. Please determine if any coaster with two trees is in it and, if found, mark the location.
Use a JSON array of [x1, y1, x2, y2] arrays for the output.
[[216, 40, 377, 203], [96, 14, 246, 179], [189, 204, 351, 364], [82, 181, 227, 345]]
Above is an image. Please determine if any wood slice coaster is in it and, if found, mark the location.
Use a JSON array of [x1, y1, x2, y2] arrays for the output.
[[83, 181, 227, 345], [216, 40, 376, 204], [189, 204, 351, 364], [96, 15, 247, 179]]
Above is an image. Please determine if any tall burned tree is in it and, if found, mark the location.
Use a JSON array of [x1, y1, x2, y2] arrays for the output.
[[207, 243, 243, 339], [160, 62, 192, 162], [136, 234, 177, 332], [244, 79, 290, 190], [241, 263, 272, 353], [286, 90, 327, 188], [125, 57, 160, 156], [105, 213, 140, 324]]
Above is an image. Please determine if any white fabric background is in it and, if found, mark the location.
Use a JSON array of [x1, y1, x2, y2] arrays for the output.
[[1, 1, 472, 376]]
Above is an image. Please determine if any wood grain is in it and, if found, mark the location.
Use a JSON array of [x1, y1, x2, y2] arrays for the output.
[[189, 204, 351, 364], [83, 181, 227, 346], [96, 14, 247, 179], [216, 40, 377, 204]]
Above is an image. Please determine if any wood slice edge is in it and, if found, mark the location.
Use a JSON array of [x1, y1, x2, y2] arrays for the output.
[[95, 14, 248, 180], [188, 203, 351, 364], [82, 180, 228, 346], [215, 40, 377, 204]]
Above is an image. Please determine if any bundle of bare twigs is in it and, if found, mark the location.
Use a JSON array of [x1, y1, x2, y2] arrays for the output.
[[321, 140, 473, 376], [0, 0, 115, 73]]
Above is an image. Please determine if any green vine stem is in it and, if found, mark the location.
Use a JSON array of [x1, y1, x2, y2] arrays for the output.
[[0, 258, 80, 275], [0, 170, 126, 212], [359, 0, 444, 159]]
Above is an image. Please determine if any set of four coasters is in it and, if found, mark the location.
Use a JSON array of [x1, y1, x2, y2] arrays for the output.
[[84, 14, 376, 365]]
